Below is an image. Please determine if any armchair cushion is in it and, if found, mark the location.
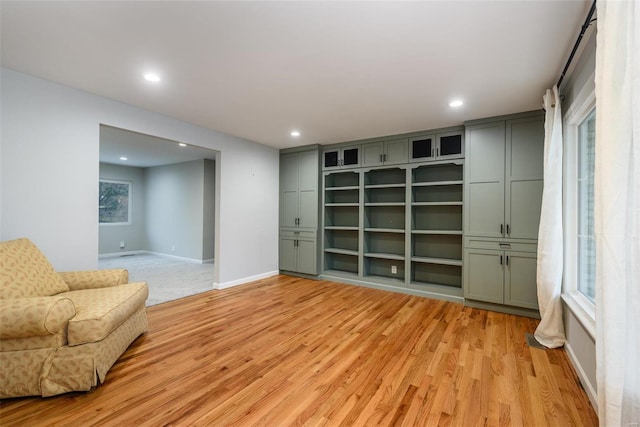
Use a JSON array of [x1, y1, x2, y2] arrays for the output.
[[63, 282, 148, 346], [59, 269, 129, 291], [0, 297, 75, 339], [0, 238, 69, 299]]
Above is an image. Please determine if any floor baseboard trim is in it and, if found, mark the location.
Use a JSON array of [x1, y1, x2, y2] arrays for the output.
[[565, 342, 598, 414], [214, 270, 279, 290], [99, 250, 146, 259]]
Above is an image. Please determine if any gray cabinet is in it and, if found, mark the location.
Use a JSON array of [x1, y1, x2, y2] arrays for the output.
[[280, 231, 317, 275], [464, 115, 543, 239], [323, 145, 360, 170], [464, 241, 538, 310], [463, 111, 543, 317], [410, 130, 464, 163], [361, 138, 408, 167], [280, 147, 319, 275], [281, 150, 318, 229]]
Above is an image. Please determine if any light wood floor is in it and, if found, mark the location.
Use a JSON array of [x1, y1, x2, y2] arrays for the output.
[[0, 275, 597, 426]]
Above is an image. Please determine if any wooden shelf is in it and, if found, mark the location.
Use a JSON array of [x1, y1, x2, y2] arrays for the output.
[[365, 252, 405, 261], [365, 202, 406, 207], [411, 256, 462, 266], [364, 228, 405, 234], [412, 180, 463, 187], [364, 183, 405, 189], [411, 202, 462, 206], [325, 248, 359, 256], [411, 229, 463, 235], [325, 203, 359, 207], [325, 226, 359, 231], [325, 186, 359, 191]]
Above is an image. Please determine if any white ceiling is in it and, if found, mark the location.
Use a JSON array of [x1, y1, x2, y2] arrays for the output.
[[100, 125, 216, 168], [1, 1, 591, 150]]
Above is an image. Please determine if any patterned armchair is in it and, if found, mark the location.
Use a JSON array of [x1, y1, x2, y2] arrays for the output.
[[0, 238, 148, 398]]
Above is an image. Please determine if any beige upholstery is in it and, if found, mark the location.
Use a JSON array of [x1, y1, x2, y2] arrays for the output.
[[0, 238, 148, 398]]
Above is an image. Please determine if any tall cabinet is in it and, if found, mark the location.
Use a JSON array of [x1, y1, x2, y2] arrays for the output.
[[463, 111, 544, 317], [279, 146, 320, 275]]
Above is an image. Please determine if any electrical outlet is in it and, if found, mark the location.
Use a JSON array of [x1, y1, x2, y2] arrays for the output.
[[391, 265, 397, 274], [119, 241, 125, 249]]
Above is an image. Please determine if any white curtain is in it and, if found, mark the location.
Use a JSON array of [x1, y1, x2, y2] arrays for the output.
[[595, 1, 640, 425], [534, 86, 566, 348]]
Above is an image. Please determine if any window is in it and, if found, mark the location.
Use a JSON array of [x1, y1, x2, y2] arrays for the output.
[[577, 109, 596, 302], [99, 180, 131, 225], [562, 79, 595, 336]]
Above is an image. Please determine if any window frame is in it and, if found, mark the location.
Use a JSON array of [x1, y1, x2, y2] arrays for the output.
[[562, 73, 596, 338], [99, 179, 132, 226]]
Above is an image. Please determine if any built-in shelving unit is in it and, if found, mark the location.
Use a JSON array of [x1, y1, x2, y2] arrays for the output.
[[410, 162, 464, 290], [323, 171, 360, 276], [320, 158, 464, 300]]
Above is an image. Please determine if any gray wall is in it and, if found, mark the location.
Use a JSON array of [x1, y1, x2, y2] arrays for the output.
[[145, 159, 207, 260], [559, 29, 597, 407], [0, 68, 279, 286], [99, 163, 147, 254], [203, 159, 215, 261]]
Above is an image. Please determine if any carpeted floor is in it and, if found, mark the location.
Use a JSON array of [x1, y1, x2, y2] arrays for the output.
[[98, 253, 215, 306]]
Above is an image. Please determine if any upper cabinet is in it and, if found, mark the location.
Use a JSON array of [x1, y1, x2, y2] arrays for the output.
[[281, 149, 319, 229], [322, 145, 360, 170], [410, 130, 464, 163], [464, 114, 544, 239], [361, 138, 409, 167]]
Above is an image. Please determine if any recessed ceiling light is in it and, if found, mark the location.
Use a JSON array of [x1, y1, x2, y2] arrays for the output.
[[449, 99, 464, 108], [290, 130, 301, 137], [178, 143, 187, 147], [120, 156, 128, 161], [143, 72, 161, 83]]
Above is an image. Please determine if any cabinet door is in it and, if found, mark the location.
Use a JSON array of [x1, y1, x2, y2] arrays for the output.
[[464, 248, 504, 304], [323, 149, 340, 170], [383, 138, 409, 165], [465, 122, 506, 237], [504, 251, 538, 309], [342, 146, 360, 168], [279, 237, 297, 272], [298, 151, 318, 228], [361, 142, 384, 167], [297, 239, 317, 275], [409, 135, 435, 162], [505, 117, 544, 239], [280, 154, 299, 228], [436, 131, 464, 160]]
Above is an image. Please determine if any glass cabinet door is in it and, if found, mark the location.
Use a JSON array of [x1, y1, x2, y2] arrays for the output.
[[411, 136, 435, 161], [324, 150, 339, 168], [342, 147, 359, 166]]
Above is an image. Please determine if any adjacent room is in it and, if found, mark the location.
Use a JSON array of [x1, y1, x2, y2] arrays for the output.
[[1, 1, 638, 426], [98, 125, 217, 306]]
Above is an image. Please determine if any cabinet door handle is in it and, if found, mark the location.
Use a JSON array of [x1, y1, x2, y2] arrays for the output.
[[506, 224, 510, 235], [383, 153, 387, 162], [431, 148, 435, 158], [500, 224, 504, 235], [500, 255, 503, 265], [436, 147, 439, 157], [380, 154, 383, 163], [506, 255, 509, 266]]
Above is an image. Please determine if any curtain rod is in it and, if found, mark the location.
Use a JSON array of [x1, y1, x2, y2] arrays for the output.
[[556, 0, 597, 89]]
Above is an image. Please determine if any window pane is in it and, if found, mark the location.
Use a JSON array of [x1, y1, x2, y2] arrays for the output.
[[577, 109, 596, 302], [99, 181, 130, 224]]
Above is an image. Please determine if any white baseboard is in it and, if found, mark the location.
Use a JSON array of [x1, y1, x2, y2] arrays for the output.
[[99, 250, 145, 259], [214, 270, 279, 290], [99, 250, 214, 265], [565, 342, 598, 414]]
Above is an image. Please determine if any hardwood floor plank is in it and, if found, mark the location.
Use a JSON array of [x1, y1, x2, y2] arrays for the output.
[[0, 275, 597, 426]]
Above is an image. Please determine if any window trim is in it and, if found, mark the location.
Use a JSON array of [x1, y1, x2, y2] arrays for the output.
[[99, 179, 132, 226], [562, 71, 596, 338]]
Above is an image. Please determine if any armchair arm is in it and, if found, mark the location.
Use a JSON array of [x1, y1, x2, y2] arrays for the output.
[[0, 297, 76, 339], [59, 269, 129, 291]]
